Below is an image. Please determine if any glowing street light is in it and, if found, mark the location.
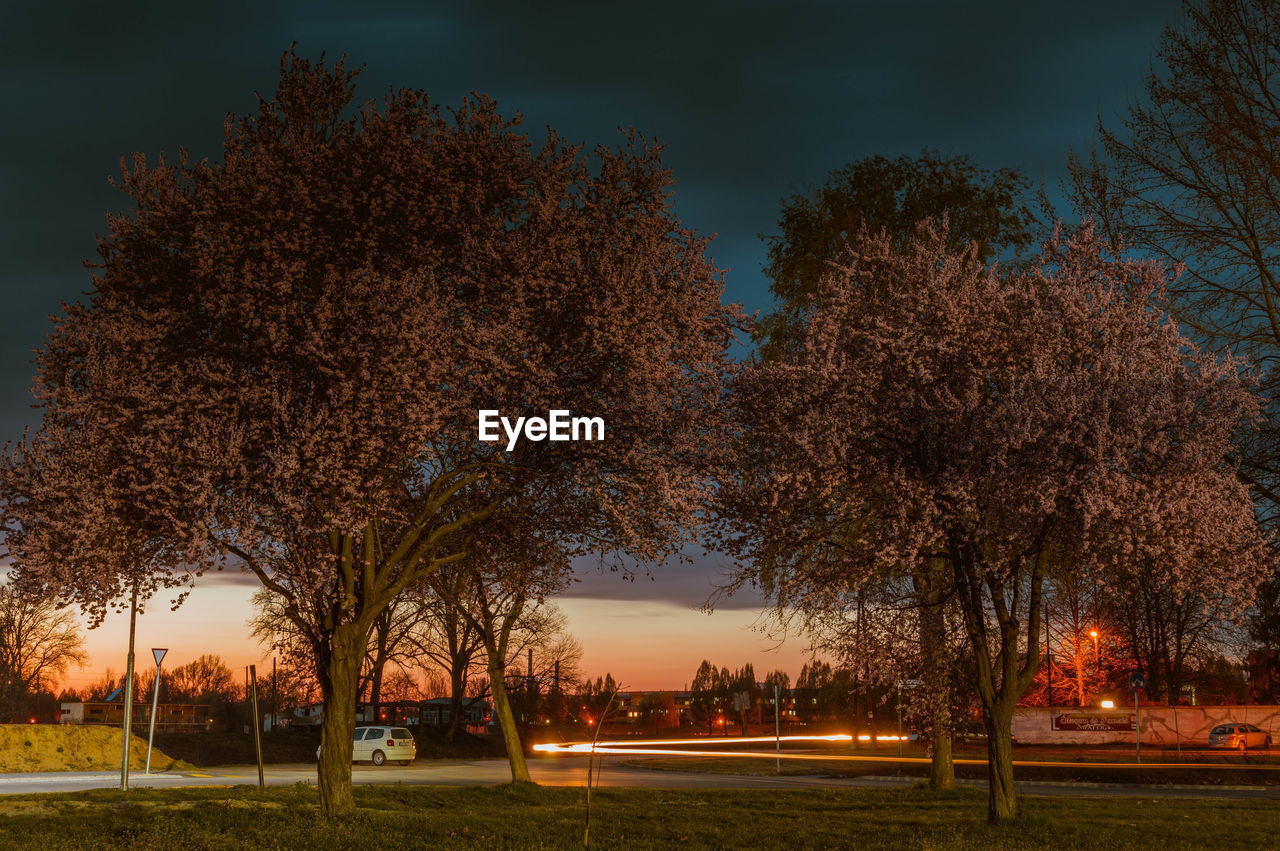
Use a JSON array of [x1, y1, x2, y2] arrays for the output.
[[1100, 699, 1115, 709]]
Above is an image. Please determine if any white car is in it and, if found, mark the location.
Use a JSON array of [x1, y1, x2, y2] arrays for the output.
[[319, 726, 417, 766], [1207, 722, 1271, 752]]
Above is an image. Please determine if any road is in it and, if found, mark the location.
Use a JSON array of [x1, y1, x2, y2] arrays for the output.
[[0, 755, 1275, 801]]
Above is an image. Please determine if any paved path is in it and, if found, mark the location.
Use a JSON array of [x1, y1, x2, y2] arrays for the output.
[[0, 756, 1275, 801]]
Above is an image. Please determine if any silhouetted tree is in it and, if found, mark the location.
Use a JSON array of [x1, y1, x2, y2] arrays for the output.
[[0, 582, 87, 721]]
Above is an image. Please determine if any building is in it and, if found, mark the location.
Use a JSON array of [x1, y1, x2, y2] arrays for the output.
[[59, 701, 213, 732]]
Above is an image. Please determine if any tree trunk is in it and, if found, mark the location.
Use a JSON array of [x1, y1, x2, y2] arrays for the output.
[[446, 663, 465, 742], [915, 559, 955, 789], [488, 656, 531, 783], [317, 623, 364, 818], [930, 716, 955, 790], [948, 546, 1046, 824], [982, 698, 1017, 822]]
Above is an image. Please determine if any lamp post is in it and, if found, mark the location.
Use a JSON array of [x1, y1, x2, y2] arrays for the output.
[[1089, 629, 1100, 702], [145, 648, 167, 774]]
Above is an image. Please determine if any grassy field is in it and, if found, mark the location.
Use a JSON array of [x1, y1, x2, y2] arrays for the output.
[[629, 754, 1280, 787], [0, 783, 1274, 849]]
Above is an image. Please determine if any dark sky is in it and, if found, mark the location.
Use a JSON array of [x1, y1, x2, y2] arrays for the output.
[[0, 0, 1179, 606]]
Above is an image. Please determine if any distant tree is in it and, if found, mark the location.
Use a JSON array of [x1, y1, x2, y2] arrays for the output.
[[762, 670, 790, 695], [689, 660, 722, 734], [759, 150, 1037, 354], [636, 692, 679, 733], [373, 667, 422, 705], [0, 53, 738, 816], [498, 603, 584, 731], [722, 220, 1271, 822], [579, 673, 619, 727], [795, 662, 833, 724], [0, 582, 87, 721], [443, 523, 579, 782], [1193, 652, 1250, 704], [726, 663, 758, 734], [166, 655, 240, 704], [405, 570, 487, 740], [1248, 571, 1280, 701], [1067, 0, 1280, 665], [249, 587, 423, 723], [266, 663, 320, 719], [82, 670, 125, 702], [1102, 562, 1236, 706]]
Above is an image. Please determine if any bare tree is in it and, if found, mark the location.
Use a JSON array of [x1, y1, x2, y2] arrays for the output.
[[1069, 0, 1280, 509], [249, 587, 426, 720], [0, 582, 87, 720], [405, 571, 487, 740]]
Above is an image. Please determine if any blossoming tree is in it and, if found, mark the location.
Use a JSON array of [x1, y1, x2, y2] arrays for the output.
[[723, 220, 1272, 822], [0, 54, 738, 816]]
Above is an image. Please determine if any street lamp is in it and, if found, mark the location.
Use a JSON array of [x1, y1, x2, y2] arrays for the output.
[[1100, 699, 1115, 709]]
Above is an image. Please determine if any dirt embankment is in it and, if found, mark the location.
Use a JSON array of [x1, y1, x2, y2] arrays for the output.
[[0, 724, 186, 773]]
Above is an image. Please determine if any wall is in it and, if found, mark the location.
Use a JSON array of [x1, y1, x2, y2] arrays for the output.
[[1011, 705, 1280, 745]]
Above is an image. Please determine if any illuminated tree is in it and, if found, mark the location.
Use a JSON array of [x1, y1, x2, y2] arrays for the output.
[[723, 220, 1271, 822], [756, 151, 1037, 788], [0, 53, 738, 815], [1068, 0, 1280, 661], [759, 150, 1036, 355]]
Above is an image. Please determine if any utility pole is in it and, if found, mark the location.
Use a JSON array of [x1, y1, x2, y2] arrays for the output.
[[774, 684, 781, 774], [527, 648, 535, 723], [119, 581, 139, 791], [272, 656, 277, 731], [250, 664, 264, 786]]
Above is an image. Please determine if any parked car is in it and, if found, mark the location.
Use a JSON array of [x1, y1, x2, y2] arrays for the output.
[[316, 726, 417, 766], [1208, 723, 1271, 752]]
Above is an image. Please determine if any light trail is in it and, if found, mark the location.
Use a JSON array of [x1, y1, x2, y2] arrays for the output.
[[531, 735, 1280, 769], [534, 734, 851, 754]]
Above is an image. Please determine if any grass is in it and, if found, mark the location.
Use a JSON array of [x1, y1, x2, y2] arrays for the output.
[[630, 754, 1280, 787], [0, 783, 1274, 849], [0, 725, 186, 774]]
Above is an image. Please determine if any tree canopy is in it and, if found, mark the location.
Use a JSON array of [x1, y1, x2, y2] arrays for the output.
[[723, 219, 1271, 821], [0, 52, 741, 816], [758, 151, 1037, 352]]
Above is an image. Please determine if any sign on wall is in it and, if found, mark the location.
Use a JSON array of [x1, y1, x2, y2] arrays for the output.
[[1050, 712, 1136, 732]]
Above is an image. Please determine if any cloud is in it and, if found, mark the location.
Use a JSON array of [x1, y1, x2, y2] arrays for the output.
[[565, 550, 768, 610]]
